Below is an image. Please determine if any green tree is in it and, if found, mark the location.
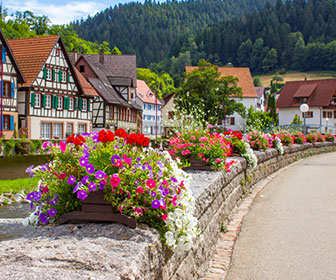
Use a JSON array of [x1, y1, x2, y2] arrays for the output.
[[262, 48, 278, 72], [253, 77, 262, 86], [175, 59, 245, 125], [290, 114, 303, 125], [245, 105, 273, 131], [267, 93, 278, 124], [111, 46, 122, 55], [237, 39, 253, 67]]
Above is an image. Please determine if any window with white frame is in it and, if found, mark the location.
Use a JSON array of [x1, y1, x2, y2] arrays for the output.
[[69, 97, 74, 110], [41, 123, 51, 139], [143, 104, 146, 110], [153, 105, 156, 110], [45, 95, 51, 108], [82, 99, 87, 111], [61, 71, 67, 82], [148, 104, 151, 110], [35, 93, 41, 107], [57, 96, 63, 109], [53, 123, 62, 139], [147, 115, 151, 120], [47, 68, 52, 80], [78, 124, 87, 134], [143, 114, 146, 119], [66, 123, 73, 136]]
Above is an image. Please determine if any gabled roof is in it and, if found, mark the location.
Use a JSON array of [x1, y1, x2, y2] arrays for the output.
[[8, 35, 59, 87], [136, 79, 163, 105], [74, 68, 98, 97], [80, 54, 137, 88], [162, 92, 175, 109], [277, 79, 336, 108], [0, 28, 25, 83], [255, 86, 265, 98], [185, 66, 257, 98]]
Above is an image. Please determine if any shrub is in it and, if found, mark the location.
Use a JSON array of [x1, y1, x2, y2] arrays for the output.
[[292, 132, 306, 144], [277, 132, 294, 146], [325, 133, 336, 142], [305, 134, 317, 143], [316, 133, 325, 142]]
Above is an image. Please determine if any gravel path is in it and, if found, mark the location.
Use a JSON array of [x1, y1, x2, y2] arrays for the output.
[[226, 152, 336, 280]]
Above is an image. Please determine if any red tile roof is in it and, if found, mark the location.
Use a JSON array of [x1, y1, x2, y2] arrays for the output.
[[136, 79, 163, 105], [277, 79, 336, 108], [73, 68, 98, 96], [7, 36, 59, 87], [185, 66, 257, 98]]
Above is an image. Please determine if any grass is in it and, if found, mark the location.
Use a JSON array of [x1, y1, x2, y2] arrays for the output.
[[0, 177, 39, 194], [255, 71, 336, 87]]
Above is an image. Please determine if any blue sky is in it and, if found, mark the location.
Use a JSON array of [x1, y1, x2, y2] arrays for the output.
[[4, 0, 136, 25]]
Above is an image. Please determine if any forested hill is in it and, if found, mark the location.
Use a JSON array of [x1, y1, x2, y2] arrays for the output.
[[72, 0, 275, 67], [187, 0, 336, 73]]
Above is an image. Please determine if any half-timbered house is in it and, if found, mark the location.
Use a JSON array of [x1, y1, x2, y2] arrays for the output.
[[0, 28, 25, 139], [72, 52, 141, 133], [8, 36, 95, 139]]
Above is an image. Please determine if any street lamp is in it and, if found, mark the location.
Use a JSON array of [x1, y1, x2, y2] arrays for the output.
[[300, 103, 309, 135], [325, 117, 329, 133]]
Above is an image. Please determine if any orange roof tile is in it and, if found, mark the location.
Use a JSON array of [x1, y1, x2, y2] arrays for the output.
[[136, 79, 163, 105], [7, 35, 59, 87], [185, 66, 257, 98], [73, 68, 98, 96]]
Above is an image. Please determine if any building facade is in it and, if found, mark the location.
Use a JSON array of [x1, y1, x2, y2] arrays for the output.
[[0, 28, 25, 139], [8, 36, 94, 139], [135, 80, 162, 137]]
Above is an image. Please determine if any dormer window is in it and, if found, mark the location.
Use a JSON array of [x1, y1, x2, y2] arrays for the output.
[[295, 97, 308, 104], [79, 65, 85, 72], [330, 96, 336, 105]]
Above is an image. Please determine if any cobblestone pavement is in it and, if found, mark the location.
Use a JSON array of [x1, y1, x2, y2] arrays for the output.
[[203, 152, 336, 280]]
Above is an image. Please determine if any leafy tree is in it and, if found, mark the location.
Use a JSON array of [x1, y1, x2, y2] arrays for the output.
[[262, 48, 278, 72], [253, 77, 262, 86], [267, 93, 278, 124], [175, 59, 245, 125], [111, 46, 122, 55], [245, 105, 273, 131], [237, 39, 253, 67], [290, 114, 303, 125]]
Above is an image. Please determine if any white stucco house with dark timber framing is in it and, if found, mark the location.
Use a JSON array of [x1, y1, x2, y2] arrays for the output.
[[8, 35, 96, 139], [185, 66, 258, 131]]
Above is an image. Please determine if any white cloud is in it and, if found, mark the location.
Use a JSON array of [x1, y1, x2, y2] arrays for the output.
[[5, 0, 107, 24]]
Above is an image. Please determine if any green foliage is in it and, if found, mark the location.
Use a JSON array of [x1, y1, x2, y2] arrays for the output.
[[245, 106, 273, 131], [136, 68, 176, 98], [111, 46, 122, 55], [0, 177, 39, 195], [175, 59, 245, 125], [267, 94, 278, 124], [253, 77, 262, 86], [3, 139, 16, 156], [290, 114, 303, 125]]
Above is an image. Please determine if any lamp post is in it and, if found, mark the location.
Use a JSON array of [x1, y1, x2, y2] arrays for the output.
[[325, 117, 329, 133], [300, 103, 309, 135]]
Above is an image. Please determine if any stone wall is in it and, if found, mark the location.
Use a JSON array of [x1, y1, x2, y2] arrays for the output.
[[0, 142, 335, 280]]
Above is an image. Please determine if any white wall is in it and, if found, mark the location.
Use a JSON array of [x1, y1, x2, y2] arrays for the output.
[[278, 107, 322, 126]]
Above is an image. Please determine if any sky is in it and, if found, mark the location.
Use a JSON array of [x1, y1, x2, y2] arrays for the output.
[[3, 0, 135, 25]]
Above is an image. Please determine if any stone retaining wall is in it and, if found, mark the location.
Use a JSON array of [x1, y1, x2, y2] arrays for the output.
[[0, 142, 335, 280]]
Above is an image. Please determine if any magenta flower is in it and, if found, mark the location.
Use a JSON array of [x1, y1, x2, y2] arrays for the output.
[[48, 208, 57, 217], [110, 174, 121, 187], [86, 164, 95, 174], [59, 141, 66, 153], [111, 154, 121, 164], [67, 175, 76, 184], [136, 186, 144, 194], [77, 190, 87, 200], [151, 199, 160, 209], [146, 179, 157, 189], [41, 141, 50, 150], [95, 170, 106, 180]]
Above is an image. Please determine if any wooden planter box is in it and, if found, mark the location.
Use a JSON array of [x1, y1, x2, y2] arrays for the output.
[[182, 156, 214, 171], [58, 190, 136, 229]]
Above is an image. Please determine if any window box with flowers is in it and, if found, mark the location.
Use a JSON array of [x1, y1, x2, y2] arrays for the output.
[[24, 129, 198, 253]]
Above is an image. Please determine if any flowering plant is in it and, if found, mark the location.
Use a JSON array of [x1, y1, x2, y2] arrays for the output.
[[245, 131, 272, 151], [269, 134, 284, 155], [25, 129, 198, 252], [305, 133, 317, 143], [276, 132, 294, 146], [222, 130, 257, 168], [169, 129, 234, 171], [325, 133, 336, 142], [315, 133, 325, 142], [292, 132, 306, 144]]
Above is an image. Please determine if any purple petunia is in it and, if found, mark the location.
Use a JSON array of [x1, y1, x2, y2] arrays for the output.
[[81, 176, 89, 184], [171, 177, 178, 183], [79, 157, 89, 167], [151, 199, 160, 209], [157, 161, 163, 169], [73, 182, 82, 193], [49, 199, 57, 206], [39, 213, 48, 224], [48, 208, 57, 217], [88, 182, 97, 192], [111, 154, 121, 164], [67, 175, 76, 185], [151, 191, 157, 198], [33, 192, 41, 201], [26, 192, 34, 201], [26, 165, 34, 173], [157, 170, 163, 178], [86, 164, 95, 174], [77, 190, 87, 200], [95, 170, 106, 180], [99, 181, 106, 190]]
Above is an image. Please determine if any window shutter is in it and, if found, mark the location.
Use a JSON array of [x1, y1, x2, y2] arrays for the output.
[[41, 93, 46, 108], [58, 70, 62, 82], [10, 82, 14, 98], [52, 69, 55, 81], [87, 99, 91, 111], [30, 92, 36, 107], [52, 95, 58, 109], [78, 98, 83, 111], [2, 46, 6, 63], [64, 96, 69, 110], [10, 115, 14, 130], [74, 97, 78, 110], [43, 67, 47, 79], [67, 71, 70, 83], [230, 117, 235, 125]]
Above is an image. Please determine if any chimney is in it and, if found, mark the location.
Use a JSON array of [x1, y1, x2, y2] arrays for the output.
[[72, 48, 78, 64], [99, 49, 104, 64]]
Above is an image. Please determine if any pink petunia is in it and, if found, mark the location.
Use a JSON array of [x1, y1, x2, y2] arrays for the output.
[[110, 174, 121, 187], [59, 141, 66, 153], [146, 179, 157, 189], [136, 186, 144, 194]]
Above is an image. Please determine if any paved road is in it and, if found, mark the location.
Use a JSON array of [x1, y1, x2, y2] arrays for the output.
[[226, 152, 336, 280]]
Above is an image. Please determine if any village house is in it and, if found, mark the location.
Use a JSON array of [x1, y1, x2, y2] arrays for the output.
[[277, 79, 336, 133], [0, 28, 25, 139], [185, 66, 258, 131], [135, 79, 163, 137], [161, 93, 176, 136], [8, 35, 96, 139], [72, 52, 141, 133]]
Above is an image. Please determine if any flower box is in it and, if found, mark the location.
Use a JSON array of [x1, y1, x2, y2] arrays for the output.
[[182, 156, 214, 171], [57, 190, 136, 229]]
